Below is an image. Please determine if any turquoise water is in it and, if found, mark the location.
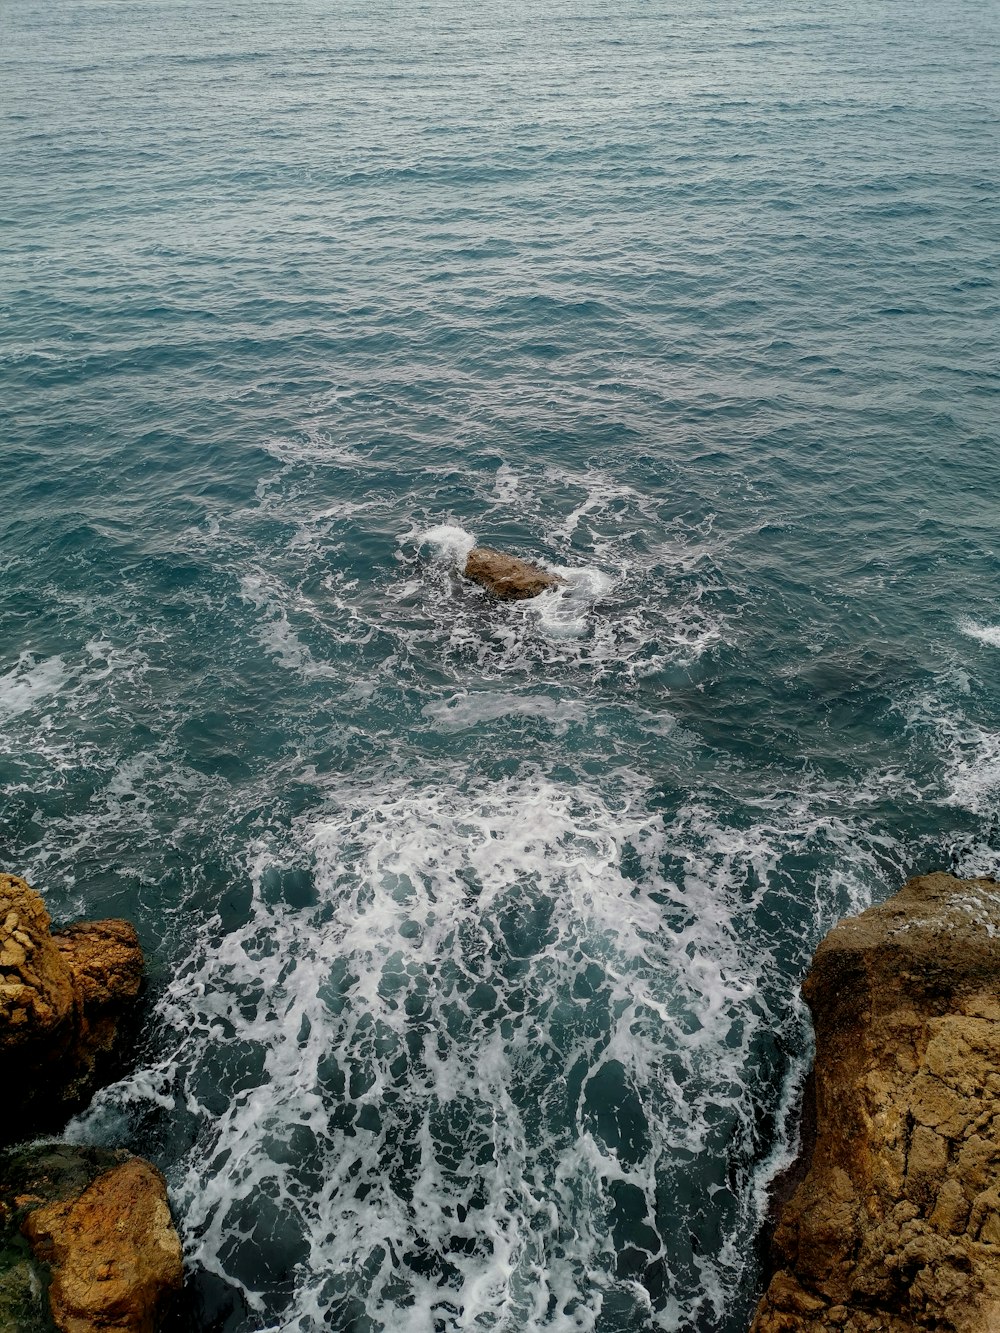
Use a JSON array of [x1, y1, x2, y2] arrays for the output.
[[2, 0, 999, 1328]]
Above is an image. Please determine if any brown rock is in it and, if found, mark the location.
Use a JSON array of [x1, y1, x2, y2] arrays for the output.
[[55, 920, 144, 1012], [0, 1144, 182, 1331], [752, 873, 1000, 1333], [463, 547, 565, 600], [23, 1157, 182, 1333], [0, 873, 75, 1056], [0, 874, 144, 1142]]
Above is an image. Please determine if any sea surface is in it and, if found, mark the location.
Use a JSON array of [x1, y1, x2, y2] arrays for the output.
[[2, 0, 999, 1328]]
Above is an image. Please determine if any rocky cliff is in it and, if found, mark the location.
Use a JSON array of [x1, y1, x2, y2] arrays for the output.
[[0, 873, 143, 1142], [752, 872, 1000, 1333], [0, 874, 183, 1333]]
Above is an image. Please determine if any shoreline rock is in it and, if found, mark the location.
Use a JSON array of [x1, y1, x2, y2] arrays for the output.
[[751, 872, 1000, 1332], [1, 1144, 183, 1333], [0, 874, 144, 1143], [0, 875, 184, 1332], [463, 547, 565, 600]]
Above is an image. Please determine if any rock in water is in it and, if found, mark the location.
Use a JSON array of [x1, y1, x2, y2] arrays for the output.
[[752, 872, 1000, 1332], [0, 873, 144, 1142], [463, 547, 565, 600], [0, 1144, 183, 1333], [24, 1158, 183, 1333]]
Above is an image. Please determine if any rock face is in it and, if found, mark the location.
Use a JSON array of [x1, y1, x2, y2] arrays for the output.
[[0, 874, 144, 1142], [0, 1144, 183, 1333], [463, 547, 565, 600], [0, 874, 76, 1053], [752, 872, 1000, 1333]]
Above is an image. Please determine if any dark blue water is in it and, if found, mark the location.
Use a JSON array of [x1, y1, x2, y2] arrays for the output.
[[2, 1, 999, 1328]]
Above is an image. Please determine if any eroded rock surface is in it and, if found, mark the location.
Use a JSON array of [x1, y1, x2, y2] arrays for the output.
[[0, 1144, 182, 1333], [463, 547, 565, 600], [0, 874, 143, 1141], [752, 872, 1000, 1333]]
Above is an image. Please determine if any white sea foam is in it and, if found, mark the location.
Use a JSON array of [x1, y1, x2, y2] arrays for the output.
[[0, 653, 69, 719], [73, 764, 898, 1333], [289, 498, 383, 553], [903, 692, 1000, 817], [259, 431, 368, 470], [179, 513, 223, 547], [959, 619, 1000, 649], [422, 692, 590, 732], [240, 573, 339, 678], [420, 523, 477, 568], [492, 464, 522, 505], [533, 565, 616, 640], [542, 469, 656, 548], [941, 720, 1000, 817]]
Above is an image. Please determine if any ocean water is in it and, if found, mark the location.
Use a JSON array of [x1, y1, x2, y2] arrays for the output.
[[2, 0, 999, 1328]]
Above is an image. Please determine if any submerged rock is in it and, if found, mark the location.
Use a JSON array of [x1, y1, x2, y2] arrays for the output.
[[0, 874, 143, 1143], [0, 1144, 182, 1333], [463, 547, 565, 600], [751, 872, 1000, 1332]]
